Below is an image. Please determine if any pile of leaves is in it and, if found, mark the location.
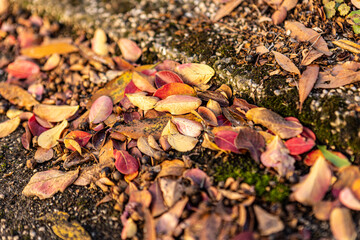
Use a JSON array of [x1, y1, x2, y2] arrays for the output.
[[0, 1, 360, 240]]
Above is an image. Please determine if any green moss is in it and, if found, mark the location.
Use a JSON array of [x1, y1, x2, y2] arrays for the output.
[[0, 162, 6, 172], [213, 155, 290, 202]]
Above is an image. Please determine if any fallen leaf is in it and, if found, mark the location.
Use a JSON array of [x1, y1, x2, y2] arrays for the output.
[[333, 39, 360, 54], [155, 60, 180, 71], [284, 137, 315, 155], [171, 117, 203, 137], [206, 99, 222, 116], [246, 107, 303, 139], [352, 0, 360, 9], [155, 95, 202, 115], [42, 54, 60, 71], [0, 82, 39, 110], [159, 177, 183, 207], [117, 38, 142, 62], [91, 28, 108, 56], [313, 201, 335, 221], [132, 71, 157, 93], [261, 135, 295, 176], [34, 147, 54, 163], [183, 168, 211, 188], [39, 211, 91, 240], [254, 205, 284, 236], [21, 42, 78, 59], [38, 120, 68, 149], [28, 114, 48, 136], [272, 51, 300, 75], [114, 149, 139, 175], [153, 82, 196, 99], [149, 180, 167, 217], [213, 128, 240, 153], [318, 145, 351, 168], [129, 190, 152, 208], [22, 169, 79, 199], [212, 0, 243, 22], [157, 159, 185, 178], [272, 6, 287, 25], [0, 0, 9, 15], [33, 104, 79, 122], [114, 115, 171, 139], [64, 131, 92, 152], [21, 122, 32, 150], [301, 49, 323, 66], [126, 92, 159, 110], [330, 208, 357, 240], [299, 64, 319, 111], [137, 136, 156, 157], [235, 127, 265, 162], [315, 61, 360, 88], [292, 155, 332, 205], [281, 0, 298, 10], [175, 63, 215, 86], [6, 60, 40, 79], [89, 95, 113, 124], [167, 133, 198, 152], [284, 21, 332, 56], [0, 116, 20, 138], [339, 188, 360, 211], [88, 71, 132, 107], [155, 70, 183, 88]]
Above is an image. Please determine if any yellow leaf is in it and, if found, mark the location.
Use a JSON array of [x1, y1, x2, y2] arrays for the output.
[[0, 116, 20, 138], [21, 42, 78, 59], [64, 139, 82, 155], [0, 82, 39, 110], [34, 104, 79, 122], [167, 133, 198, 152], [38, 120, 68, 149]]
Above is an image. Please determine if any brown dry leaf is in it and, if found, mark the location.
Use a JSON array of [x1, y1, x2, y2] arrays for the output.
[[22, 169, 79, 199], [39, 211, 91, 240], [212, 0, 243, 22], [137, 136, 156, 157], [254, 205, 284, 236], [301, 49, 323, 66], [315, 61, 360, 88], [299, 64, 319, 111], [34, 147, 54, 163], [333, 39, 360, 54], [330, 208, 357, 240], [33, 104, 79, 122], [313, 201, 335, 221], [167, 133, 198, 152], [114, 115, 171, 140], [246, 108, 303, 139], [21, 42, 78, 59], [0, 82, 39, 110], [333, 166, 360, 193], [235, 127, 266, 163], [38, 120, 68, 149], [0, 116, 20, 138], [281, 0, 298, 10], [157, 159, 185, 178], [284, 21, 332, 56], [272, 6, 287, 25], [149, 180, 167, 217], [272, 51, 300, 75], [159, 177, 183, 207]]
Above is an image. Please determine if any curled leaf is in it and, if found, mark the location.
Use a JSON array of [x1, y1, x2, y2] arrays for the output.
[[155, 70, 183, 88], [137, 136, 156, 157], [64, 131, 92, 152], [38, 120, 68, 149], [171, 117, 203, 137], [339, 188, 360, 211], [42, 54, 60, 71], [155, 95, 202, 115], [284, 137, 315, 155], [299, 65, 319, 111], [132, 71, 157, 93], [292, 155, 332, 205], [89, 95, 113, 124], [34, 104, 79, 122]]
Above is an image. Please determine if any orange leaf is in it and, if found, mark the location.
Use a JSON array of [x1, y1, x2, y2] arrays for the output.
[[0, 116, 20, 138], [153, 82, 196, 99], [299, 64, 319, 110], [21, 42, 78, 59], [272, 51, 300, 75]]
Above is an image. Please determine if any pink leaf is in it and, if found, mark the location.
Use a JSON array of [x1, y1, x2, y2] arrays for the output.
[[155, 70, 183, 88], [339, 188, 360, 211], [6, 60, 40, 79], [28, 114, 48, 136], [214, 130, 240, 153], [117, 38, 142, 62], [114, 149, 139, 175], [89, 95, 113, 124], [284, 137, 315, 155], [171, 117, 203, 137]]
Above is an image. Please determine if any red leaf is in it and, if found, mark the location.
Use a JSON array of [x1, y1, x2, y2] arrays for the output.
[[235, 127, 265, 162], [28, 114, 48, 136], [155, 70, 183, 88], [217, 115, 231, 126], [214, 130, 240, 153], [285, 137, 315, 155], [114, 149, 139, 175], [6, 60, 40, 79], [124, 80, 141, 95], [153, 82, 195, 99], [64, 131, 92, 151]]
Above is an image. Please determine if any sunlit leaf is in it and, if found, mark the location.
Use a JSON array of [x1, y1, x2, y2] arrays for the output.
[[114, 149, 139, 175], [117, 38, 142, 62], [155, 95, 202, 115], [137, 136, 156, 157], [330, 208, 357, 240], [174, 63, 215, 86], [235, 127, 265, 162], [132, 71, 157, 93], [339, 188, 360, 211], [155, 70, 183, 88], [197, 106, 218, 126], [318, 145, 351, 168], [292, 155, 332, 205], [33, 104, 79, 122], [22, 169, 79, 199], [272, 51, 300, 75], [0, 116, 20, 138], [0, 82, 39, 110], [34, 147, 54, 163], [154, 82, 195, 99], [91, 28, 108, 56], [6, 60, 40, 79], [246, 108, 303, 139], [42, 54, 61, 71], [21, 42, 78, 59], [213, 128, 239, 153], [167, 133, 198, 152], [126, 92, 159, 110], [284, 136, 315, 155], [299, 65, 319, 111], [171, 117, 203, 137], [89, 95, 113, 124], [21, 122, 32, 150], [38, 120, 68, 149]]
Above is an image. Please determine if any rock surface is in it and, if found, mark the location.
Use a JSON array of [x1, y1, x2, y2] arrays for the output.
[[10, 0, 360, 155]]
